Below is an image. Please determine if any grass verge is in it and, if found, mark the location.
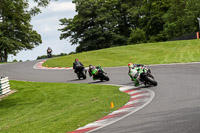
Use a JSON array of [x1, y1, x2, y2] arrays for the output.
[[43, 39, 200, 67], [0, 81, 129, 133]]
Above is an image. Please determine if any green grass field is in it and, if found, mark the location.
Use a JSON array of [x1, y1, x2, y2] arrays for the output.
[[0, 62, 7, 64], [43, 39, 200, 67], [2, 39, 200, 133], [0, 81, 129, 133]]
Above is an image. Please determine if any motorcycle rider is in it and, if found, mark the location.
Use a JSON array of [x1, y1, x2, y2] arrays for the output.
[[88, 65, 100, 80], [128, 63, 144, 87], [47, 47, 52, 58], [129, 63, 157, 86], [73, 59, 85, 73]]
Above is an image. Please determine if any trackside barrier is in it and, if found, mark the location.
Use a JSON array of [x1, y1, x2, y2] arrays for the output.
[[0, 77, 11, 96]]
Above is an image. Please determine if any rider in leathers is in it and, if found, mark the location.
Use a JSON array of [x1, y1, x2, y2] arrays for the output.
[[47, 47, 52, 58], [73, 59, 84, 73], [88, 65, 101, 80], [128, 63, 144, 86]]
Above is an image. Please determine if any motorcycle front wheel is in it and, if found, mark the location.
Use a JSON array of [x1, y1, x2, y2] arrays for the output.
[[77, 72, 81, 79], [102, 73, 109, 81], [144, 76, 157, 86]]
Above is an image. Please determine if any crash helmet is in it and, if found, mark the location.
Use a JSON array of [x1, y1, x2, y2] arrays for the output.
[[75, 58, 79, 61], [128, 63, 133, 68], [89, 64, 93, 69]]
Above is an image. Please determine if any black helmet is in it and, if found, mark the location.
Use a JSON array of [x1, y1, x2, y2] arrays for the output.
[[89, 64, 93, 69]]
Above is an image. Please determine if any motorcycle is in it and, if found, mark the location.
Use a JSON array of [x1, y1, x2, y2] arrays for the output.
[[91, 66, 109, 81], [47, 49, 52, 58], [75, 66, 87, 79], [132, 67, 157, 86]]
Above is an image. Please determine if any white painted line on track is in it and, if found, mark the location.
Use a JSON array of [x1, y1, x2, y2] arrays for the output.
[[33, 60, 73, 70], [119, 86, 137, 91], [131, 93, 150, 99], [127, 89, 147, 95], [109, 107, 137, 115], [86, 87, 155, 133], [125, 98, 149, 106]]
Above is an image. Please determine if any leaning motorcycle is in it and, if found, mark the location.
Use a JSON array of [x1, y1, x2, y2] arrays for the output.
[[76, 66, 87, 79], [132, 67, 157, 86], [91, 66, 109, 81]]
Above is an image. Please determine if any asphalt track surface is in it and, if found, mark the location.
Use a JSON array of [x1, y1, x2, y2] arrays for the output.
[[1, 60, 200, 133]]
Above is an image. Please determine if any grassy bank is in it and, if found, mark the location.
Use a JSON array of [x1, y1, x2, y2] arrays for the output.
[[43, 39, 200, 67], [0, 81, 129, 133]]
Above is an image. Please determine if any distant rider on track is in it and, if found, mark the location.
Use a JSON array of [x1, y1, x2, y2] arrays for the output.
[[47, 47, 52, 58]]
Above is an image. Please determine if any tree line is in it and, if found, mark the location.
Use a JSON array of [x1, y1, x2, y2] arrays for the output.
[[1, 0, 200, 62], [60, 0, 200, 53], [0, 0, 52, 62]]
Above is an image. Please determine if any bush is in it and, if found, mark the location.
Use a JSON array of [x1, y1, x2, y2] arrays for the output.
[[68, 52, 75, 55], [128, 28, 146, 45], [12, 59, 18, 62], [36, 53, 68, 60], [148, 33, 168, 43], [36, 55, 48, 60]]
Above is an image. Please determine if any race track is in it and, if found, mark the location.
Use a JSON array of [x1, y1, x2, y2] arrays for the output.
[[1, 60, 200, 133]]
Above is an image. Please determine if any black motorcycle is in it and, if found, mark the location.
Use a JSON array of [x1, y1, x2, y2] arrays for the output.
[[139, 67, 157, 86], [75, 66, 87, 79], [47, 49, 52, 58], [47, 52, 52, 58]]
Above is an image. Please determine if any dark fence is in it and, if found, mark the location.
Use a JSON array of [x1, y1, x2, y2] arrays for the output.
[[171, 32, 199, 41]]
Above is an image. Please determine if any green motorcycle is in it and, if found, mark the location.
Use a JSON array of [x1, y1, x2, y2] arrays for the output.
[[90, 66, 109, 81], [132, 67, 157, 86]]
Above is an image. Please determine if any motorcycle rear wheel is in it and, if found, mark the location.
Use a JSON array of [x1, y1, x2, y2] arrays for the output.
[[82, 72, 86, 79]]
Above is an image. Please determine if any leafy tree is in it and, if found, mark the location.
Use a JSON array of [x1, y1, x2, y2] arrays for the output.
[[0, 0, 42, 62], [163, 0, 200, 40], [60, 0, 131, 52], [59, 0, 171, 52], [128, 28, 146, 44], [60, 0, 200, 52], [30, 0, 55, 16], [136, 0, 171, 41], [0, 0, 55, 62]]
